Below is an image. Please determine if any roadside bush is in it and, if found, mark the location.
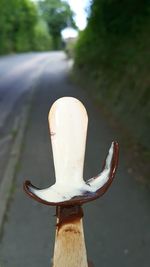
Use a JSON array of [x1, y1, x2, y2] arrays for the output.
[[0, 0, 52, 54], [74, 0, 150, 148], [33, 20, 52, 51]]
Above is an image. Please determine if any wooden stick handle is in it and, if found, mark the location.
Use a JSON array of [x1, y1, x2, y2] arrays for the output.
[[52, 206, 88, 267]]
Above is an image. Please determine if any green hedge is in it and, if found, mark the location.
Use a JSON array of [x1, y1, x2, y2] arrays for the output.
[[0, 0, 52, 54], [74, 0, 150, 148]]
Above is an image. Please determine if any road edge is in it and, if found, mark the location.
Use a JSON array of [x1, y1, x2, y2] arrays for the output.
[[0, 88, 34, 230]]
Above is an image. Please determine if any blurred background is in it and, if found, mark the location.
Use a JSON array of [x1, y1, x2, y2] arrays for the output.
[[0, 0, 150, 267]]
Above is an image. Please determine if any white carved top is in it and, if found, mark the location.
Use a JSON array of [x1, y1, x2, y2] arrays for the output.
[[28, 97, 115, 203]]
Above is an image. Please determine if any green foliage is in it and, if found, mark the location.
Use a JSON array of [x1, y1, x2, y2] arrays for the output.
[[75, 0, 150, 148], [14, 0, 38, 52], [75, 0, 150, 67], [38, 0, 76, 49], [33, 19, 52, 51], [0, 0, 76, 53], [89, 0, 150, 36], [0, 0, 52, 54]]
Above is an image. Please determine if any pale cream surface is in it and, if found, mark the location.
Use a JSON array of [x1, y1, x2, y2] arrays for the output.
[[49, 97, 88, 185], [31, 143, 114, 203], [30, 97, 114, 202]]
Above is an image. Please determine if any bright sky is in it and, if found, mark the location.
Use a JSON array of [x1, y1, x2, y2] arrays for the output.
[[66, 0, 90, 30]]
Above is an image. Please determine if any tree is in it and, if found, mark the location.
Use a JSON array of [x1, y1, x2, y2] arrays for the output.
[[33, 19, 52, 51], [14, 0, 38, 52], [38, 0, 76, 49], [0, 0, 52, 54]]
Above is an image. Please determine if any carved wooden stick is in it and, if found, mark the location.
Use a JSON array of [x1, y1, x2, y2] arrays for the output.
[[24, 97, 119, 267], [53, 206, 88, 267]]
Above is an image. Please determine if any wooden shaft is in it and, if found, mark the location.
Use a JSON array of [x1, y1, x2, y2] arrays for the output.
[[52, 206, 88, 267]]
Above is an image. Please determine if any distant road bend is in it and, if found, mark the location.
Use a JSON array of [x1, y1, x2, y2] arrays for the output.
[[0, 52, 56, 130]]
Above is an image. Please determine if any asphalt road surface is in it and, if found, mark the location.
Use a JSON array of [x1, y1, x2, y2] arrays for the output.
[[0, 52, 52, 182], [0, 52, 150, 267]]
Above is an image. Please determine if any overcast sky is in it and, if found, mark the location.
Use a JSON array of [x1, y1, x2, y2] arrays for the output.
[[66, 0, 90, 30]]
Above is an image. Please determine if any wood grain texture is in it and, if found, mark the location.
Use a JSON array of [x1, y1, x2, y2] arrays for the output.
[[53, 206, 88, 267], [52, 206, 88, 267]]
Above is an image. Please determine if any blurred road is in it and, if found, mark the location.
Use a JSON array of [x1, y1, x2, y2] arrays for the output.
[[0, 52, 51, 129], [0, 52, 150, 267], [0, 52, 52, 182]]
